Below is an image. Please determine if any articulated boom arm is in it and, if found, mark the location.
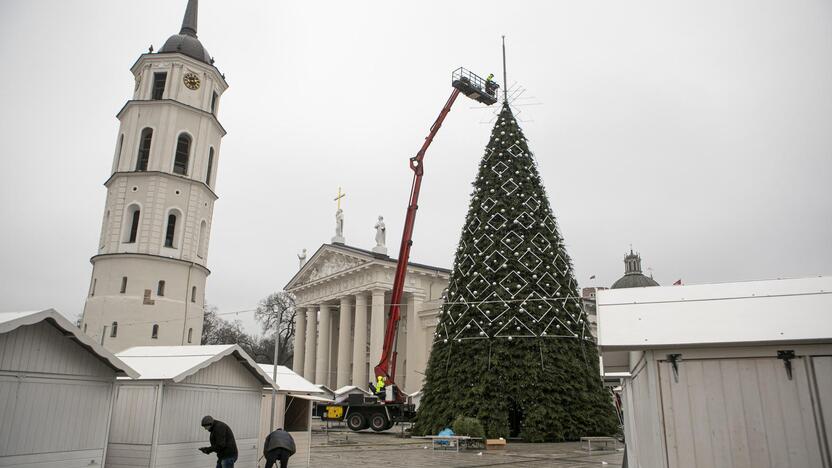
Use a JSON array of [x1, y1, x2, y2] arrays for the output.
[[373, 88, 461, 398]]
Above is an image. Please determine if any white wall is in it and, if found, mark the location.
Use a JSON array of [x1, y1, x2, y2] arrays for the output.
[[0, 321, 117, 467]]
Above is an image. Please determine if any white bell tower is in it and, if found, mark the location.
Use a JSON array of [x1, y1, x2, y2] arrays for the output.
[[81, 0, 228, 352]]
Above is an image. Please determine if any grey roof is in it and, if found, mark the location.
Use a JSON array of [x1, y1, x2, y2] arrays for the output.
[[158, 0, 212, 64]]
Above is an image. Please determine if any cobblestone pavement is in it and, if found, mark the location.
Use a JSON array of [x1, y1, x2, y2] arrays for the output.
[[296, 430, 623, 467]]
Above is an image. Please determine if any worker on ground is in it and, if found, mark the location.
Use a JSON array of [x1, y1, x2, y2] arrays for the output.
[[263, 427, 296, 468], [199, 415, 238, 468]]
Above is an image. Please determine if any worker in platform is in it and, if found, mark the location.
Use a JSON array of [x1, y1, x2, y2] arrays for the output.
[[199, 415, 238, 468], [485, 73, 497, 96], [374, 375, 386, 395]]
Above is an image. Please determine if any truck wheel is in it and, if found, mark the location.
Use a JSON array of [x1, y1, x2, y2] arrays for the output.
[[347, 413, 366, 431], [370, 413, 389, 432]]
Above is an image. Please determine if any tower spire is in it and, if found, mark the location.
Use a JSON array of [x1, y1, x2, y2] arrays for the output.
[[180, 0, 198, 37], [501, 35, 508, 103]]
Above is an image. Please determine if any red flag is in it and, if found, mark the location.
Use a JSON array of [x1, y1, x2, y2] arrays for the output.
[[673, 279, 682, 286]]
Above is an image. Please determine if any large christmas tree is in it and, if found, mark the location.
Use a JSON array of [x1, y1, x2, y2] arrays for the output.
[[414, 103, 617, 442]]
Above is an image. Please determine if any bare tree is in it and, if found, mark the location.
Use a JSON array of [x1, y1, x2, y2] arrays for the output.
[[255, 292, 296, 367]]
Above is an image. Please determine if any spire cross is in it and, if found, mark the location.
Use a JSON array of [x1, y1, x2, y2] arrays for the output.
[[502, 35, 508, 103], [334, 187, 346, 210]]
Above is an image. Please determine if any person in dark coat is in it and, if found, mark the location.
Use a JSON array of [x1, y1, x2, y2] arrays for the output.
[[199, 415, 238, 468], [263, 428, 296, 468]]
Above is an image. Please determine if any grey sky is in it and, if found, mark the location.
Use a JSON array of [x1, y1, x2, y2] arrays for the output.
[[1, 0, 830, 334]]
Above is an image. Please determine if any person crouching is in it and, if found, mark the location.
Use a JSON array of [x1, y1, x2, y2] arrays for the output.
[[264, 427, 296, 468]]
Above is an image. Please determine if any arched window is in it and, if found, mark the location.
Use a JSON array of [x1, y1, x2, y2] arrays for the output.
[[120, 276, 128, 294], [173, 134, 191, 175], [136, 128, 153, 171], [110, 322, 118, 337], [191, 286, 197, 303], [123, 205, 141, 243], [206, 147, 214, 185], [197, 220, 207, 258], [151, 324, 159, 339], [157, 280, 166, 296], [164, 213, 178, 248], [187, 328, 193, 343], [90, 278, 97, 296]]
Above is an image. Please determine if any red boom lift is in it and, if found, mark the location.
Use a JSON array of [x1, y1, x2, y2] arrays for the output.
[[323, 68, 499, 432]]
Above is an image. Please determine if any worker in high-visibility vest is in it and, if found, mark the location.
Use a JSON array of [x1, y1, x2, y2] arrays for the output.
[[485, 73, 496, 96], [374, 375, 385, 395]]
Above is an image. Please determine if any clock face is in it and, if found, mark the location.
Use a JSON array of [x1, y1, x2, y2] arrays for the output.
[[183, 73, 201, 90]]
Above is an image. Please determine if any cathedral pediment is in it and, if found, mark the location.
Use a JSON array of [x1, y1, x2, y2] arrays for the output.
[[287, 246, 371, 289]]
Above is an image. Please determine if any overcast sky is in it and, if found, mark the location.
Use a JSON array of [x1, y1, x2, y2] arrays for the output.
[[1, 0, 830, 334]]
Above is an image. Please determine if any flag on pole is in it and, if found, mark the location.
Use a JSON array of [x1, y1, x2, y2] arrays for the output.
[[673, 279, 682, 286]]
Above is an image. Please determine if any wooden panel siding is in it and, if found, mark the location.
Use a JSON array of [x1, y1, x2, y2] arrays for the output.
[[158, 384, 261, 444], [104, 443, 152, 468], [0, 448, 105, 468], [659, 357, 824, 468], [180, 355, 263, 388], [0, 321, 113, 378], [155, 438, 257, 468], [810, 356, 832, 465], [108, 385, 158, 445], [0, 376, 112, 456]]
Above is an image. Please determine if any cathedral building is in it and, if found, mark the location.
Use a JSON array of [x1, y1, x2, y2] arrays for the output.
[[287, 221, 449, 394], [81, 0, 227, 352]]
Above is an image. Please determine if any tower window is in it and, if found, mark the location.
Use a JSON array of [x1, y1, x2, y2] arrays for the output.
[[124, 205, 141, 243], [157, 280, 166, 296], [164, 213, 178, 248], [111, 322, 118, 337], [191, 286, 197, 303], [211, 92, 218, 114], [83, 323, 87, 333], [152, 72, 167, 100], [115, 134, 124, 170], [197, 220, 207, 258], [120, 276, 128, 293], [136, 128, 153, 171], [206, 147, 214, 185], [151, 324, 159, 339], [90, 278, 97, 297], [173, 134, 191, 175], [187, 328, 193, 343]]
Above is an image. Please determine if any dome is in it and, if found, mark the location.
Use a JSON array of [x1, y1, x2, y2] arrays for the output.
[[610, 249, 660, 289], [611, 274, 660, 289], [159, 33, 211, 64], [157, 0, 212, 65]]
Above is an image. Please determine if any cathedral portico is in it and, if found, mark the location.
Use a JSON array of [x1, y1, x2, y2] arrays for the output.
[[285, 243, 448, 393]]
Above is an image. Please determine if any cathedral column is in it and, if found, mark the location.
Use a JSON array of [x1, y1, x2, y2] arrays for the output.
[[292, 307, 307, 376], [315, 304, 332, 385], [336, 296, 353, 388], [368, 289, 386, 380], [303, 307, 317, 381], [352, 292, 369, 388], [405, 294, 427, 393]]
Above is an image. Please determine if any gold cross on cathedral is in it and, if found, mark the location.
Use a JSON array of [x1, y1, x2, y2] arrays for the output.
[[334, 187, 346, 210]]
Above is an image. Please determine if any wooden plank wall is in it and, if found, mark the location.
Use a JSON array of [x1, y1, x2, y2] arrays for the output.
[[659, 357, 825, 468], [0, 448, 105, 468], [154, 438, 258, 468], [181, 355, 263, 389], [158, 384, 261, 444], [105, 444, 152, 468], [0, 321, 114, 378]]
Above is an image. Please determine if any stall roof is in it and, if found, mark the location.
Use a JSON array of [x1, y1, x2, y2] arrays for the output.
[[117, 345, 274, 385], [597, 275, 832, 350], [0, 309, 138, 378], [258, 364, 323, 395]]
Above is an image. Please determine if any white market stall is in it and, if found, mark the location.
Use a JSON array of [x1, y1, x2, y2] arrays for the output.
[[0, 309, 138, 467], [597, 276, 832, 468], [106, 345, 274, 468], [257, 364, 329, 468]]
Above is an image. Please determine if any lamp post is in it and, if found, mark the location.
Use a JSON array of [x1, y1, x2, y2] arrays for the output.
[[270, 327, 280, 432]]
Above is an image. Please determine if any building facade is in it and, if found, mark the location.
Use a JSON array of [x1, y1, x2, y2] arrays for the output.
[[81, 0, 228, 352], [287, 243, 449, 394]]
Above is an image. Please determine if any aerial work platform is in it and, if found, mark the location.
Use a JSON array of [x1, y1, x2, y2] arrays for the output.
[[452, 67, 499, 105]]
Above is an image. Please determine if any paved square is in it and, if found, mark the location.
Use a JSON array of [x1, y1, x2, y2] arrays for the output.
[[295, 431, 624, 467]]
